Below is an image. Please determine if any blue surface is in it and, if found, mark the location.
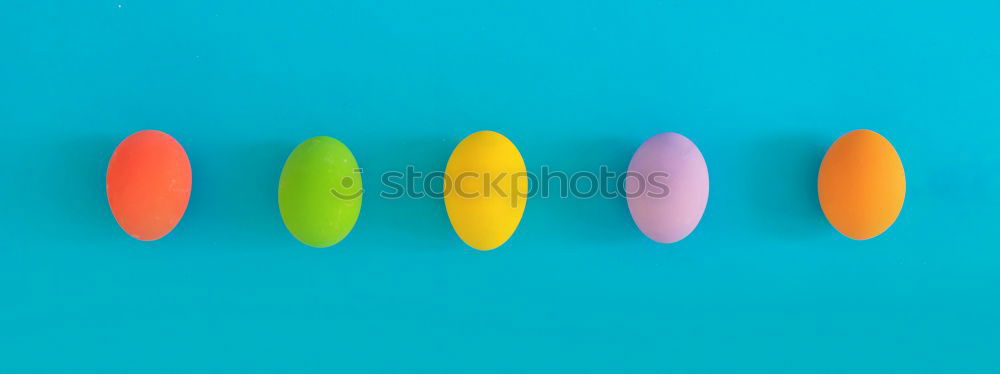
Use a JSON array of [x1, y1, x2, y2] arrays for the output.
[[2, 1, 998, 372]]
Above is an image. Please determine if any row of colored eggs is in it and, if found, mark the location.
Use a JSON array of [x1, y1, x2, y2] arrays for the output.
[[106, 129, 906, 249]]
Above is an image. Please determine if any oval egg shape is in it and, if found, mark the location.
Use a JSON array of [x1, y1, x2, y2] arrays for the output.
[[818, 129, 905, 240], [106, 130, 192, 241], [278, 136, 362, 248], [444, 131, 527, 250], [626, 132, 709, 243]]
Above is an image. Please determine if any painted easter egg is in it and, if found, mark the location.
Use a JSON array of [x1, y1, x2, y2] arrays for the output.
[[106, 130, 192, 241], [444, 131, 527, 250], [818, 129, 905, 240], [626, 132, 709, 243], [278, 136, 362, 248]]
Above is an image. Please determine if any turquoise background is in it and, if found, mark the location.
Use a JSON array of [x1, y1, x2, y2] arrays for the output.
[[2, 1, 998, 372]]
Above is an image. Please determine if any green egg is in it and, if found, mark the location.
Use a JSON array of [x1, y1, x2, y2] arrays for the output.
[[278, 136, 362, 247]]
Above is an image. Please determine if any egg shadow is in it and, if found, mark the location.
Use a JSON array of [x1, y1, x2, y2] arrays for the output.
[[183, 139, 292, 247], [743, 133, 828, 239], [517, 135, 639, 248], [353, 136, 455, 249], [44, 134, 121, 243]]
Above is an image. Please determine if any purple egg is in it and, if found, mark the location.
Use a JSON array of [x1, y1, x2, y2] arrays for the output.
[[626, 133, 709, 243]]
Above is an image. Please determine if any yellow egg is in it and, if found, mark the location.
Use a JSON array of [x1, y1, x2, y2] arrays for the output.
[[444, 131, 528, 250]]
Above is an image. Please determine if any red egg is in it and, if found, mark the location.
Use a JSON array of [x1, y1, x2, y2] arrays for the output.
[[106, 130, 192, 241]]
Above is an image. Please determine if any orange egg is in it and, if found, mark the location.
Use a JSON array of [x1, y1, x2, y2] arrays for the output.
[[106, 130, 192, 241], [818, 129, 905, 240]]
